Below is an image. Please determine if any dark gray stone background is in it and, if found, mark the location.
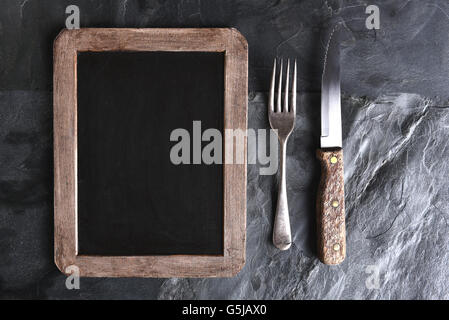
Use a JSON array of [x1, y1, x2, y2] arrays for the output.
[[0, 0, 448, 299]]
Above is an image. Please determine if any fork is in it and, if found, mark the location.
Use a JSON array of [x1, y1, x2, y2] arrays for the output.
[[268, 58, 297, 250]]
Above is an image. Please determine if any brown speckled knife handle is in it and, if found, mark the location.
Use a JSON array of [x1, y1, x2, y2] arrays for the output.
[[316, 148, 346, 265]]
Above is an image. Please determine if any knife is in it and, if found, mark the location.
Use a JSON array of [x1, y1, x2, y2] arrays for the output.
[[317, 24, 346, 265]]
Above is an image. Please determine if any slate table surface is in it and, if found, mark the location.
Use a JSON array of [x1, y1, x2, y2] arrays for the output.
[[1, 0, 448, 299]]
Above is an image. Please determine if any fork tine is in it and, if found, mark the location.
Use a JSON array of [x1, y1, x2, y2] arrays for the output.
[[291, 59, 297, 114], [269, 59, 276, 112], [284, 59, 290, 112], [276, 59, 283, 112]]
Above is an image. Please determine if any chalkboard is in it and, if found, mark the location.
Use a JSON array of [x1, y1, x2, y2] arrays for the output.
[[54, 28, 247, 277], [77, 51, 224, 255]]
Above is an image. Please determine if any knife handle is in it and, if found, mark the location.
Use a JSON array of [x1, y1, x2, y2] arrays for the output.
[[316, 148, 346, 265]]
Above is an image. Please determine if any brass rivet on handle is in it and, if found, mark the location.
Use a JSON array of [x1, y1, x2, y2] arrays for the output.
[[332, 200, 339, 208], [330, 156, 338, 164], [333, 243, 340, 251]]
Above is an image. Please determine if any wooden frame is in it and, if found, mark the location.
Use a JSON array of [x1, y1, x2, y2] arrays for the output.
[[53, 28, 247, 277]]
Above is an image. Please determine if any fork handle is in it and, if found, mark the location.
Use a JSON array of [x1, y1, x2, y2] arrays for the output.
[[273, 140, 292, 250], [316, 148, 346, 265]]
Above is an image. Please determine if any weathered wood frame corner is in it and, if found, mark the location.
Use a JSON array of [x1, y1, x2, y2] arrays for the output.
[[53, 28, 248, 277]]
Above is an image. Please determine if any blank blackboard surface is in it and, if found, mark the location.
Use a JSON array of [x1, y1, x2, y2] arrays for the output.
[[77, 51, 224, 256]]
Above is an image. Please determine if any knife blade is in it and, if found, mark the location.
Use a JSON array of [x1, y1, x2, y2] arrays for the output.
[[316, 24, 346, 265], [321, 26, 342, 149]]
